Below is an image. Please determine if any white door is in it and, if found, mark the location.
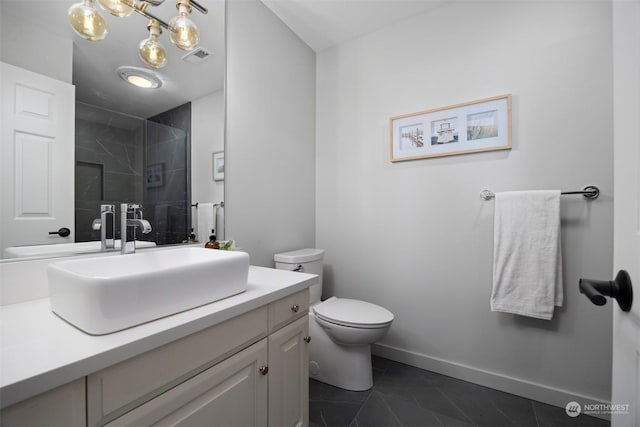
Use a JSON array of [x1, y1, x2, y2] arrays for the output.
[[611, 1, 640, 426], [0, 62, 75, 255]]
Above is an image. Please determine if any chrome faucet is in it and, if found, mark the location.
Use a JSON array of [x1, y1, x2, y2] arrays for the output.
[[120, 203, 152, 254], [91, 204, 116, 252]]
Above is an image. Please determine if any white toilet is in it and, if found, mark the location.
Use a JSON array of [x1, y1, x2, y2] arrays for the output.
[[274, 248, 394, 391]]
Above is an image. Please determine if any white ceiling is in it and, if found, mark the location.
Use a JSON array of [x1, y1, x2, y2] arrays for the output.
[[1, 0, 224, 119], [1, 0, 442, 119], [261, 0, 446, 52]]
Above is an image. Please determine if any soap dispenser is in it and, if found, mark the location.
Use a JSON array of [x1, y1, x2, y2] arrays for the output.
[[204, 229, 219, 249]]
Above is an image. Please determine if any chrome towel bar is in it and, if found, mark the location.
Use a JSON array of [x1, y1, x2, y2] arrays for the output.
[[192, 201, 225, 208], [480, 185, 600, 201]]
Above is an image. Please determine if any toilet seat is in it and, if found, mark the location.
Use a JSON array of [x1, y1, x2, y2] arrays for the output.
[[313, 297, 394, 329]]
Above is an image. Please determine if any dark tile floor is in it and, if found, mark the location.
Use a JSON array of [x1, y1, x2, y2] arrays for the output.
[[309, 356, 610, 427]]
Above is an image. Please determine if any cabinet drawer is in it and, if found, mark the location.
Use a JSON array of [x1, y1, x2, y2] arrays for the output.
[[268, 289, 309, 333], [0, 379, 86, 427], [88, 306, 268, 426]]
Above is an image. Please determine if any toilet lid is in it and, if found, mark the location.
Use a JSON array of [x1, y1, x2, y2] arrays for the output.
[[313, 297, 394, 328]]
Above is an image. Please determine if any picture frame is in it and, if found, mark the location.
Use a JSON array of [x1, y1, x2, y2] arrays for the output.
[[390, 94, 512, 162], [146, 163, 164, 188], [212, 151, 224, 181]]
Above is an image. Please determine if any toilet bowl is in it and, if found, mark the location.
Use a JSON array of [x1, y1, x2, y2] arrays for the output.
[[274, 248, 394, 391], [313, 297, 393, 345]]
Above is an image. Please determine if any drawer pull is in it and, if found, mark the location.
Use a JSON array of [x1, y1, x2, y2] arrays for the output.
[[304, 336, 311, 343], [291, 304, 300, 313], [259, 366, 269, 375]]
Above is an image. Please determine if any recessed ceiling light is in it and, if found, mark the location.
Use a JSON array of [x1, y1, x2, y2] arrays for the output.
[[117, 66, 162, 89]]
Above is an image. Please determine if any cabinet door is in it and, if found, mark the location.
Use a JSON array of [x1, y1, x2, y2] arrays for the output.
[[268, 315, 309, 427], [88, 307, 267, 426], [106, 339, 268, 427]]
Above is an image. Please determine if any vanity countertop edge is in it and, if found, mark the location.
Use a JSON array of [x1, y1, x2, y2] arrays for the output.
[[0, 265, 315, 409]]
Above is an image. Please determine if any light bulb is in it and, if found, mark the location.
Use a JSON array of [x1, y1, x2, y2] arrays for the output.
[[117, 66, 162, 88], [127, 75, 154, 88], [68, 0, 108, 41], [169, 2, 199, 51], [139, 22, 168, 69], [97, 0, 134, 17]]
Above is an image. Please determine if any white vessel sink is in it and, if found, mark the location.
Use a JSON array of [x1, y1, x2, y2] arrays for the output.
[[48, 247, 250, 335]]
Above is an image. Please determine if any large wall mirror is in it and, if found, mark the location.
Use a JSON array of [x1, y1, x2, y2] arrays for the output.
[[0, 0, 225, 261]]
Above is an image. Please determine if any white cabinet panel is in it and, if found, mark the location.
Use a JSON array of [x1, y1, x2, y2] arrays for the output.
[[268, 315, 309, 427], [0, 378, 85, 427], [88, 306, 267, 426], [106, 339, 268, 427]]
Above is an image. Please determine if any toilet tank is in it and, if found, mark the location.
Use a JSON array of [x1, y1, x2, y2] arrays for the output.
[[274, 248, 324, 303]]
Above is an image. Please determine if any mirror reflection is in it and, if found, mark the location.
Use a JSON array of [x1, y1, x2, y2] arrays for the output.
[[0, 0, 225, 261]]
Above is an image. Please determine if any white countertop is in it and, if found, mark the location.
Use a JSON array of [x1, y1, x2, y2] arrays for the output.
[[0, 266, 315, 409]]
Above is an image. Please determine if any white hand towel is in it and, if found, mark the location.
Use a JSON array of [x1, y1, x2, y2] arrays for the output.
[[490, 190, 563, 320], [196, 203, 216, 243]]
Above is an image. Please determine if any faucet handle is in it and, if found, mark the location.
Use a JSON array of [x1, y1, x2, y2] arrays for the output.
[[121, 203, 142, 213], [132, 204, 145, 219], [100, 204, 115, 213]]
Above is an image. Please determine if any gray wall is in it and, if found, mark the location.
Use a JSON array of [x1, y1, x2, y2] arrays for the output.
[[191, 91, 225, 208], [0, 10, 72, 83], [316, 0, 613, 406], [226, 0, 316, 267]]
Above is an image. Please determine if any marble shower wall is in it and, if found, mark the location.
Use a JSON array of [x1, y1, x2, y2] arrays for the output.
[[145, 103, 191, 245], [74, 102, 191, 245], [75, 103, 144, 242]]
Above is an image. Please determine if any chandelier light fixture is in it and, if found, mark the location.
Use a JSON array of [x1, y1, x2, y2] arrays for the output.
[[97, 0, 134, 17], [68, 0, 207, 69]]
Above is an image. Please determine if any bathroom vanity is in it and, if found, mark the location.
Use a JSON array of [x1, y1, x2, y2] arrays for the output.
[[0, 263, 313, 427]]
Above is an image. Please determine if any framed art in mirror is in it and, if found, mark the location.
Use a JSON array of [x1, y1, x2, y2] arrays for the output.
[[213, 151, 225, 181], [146, 163, 164, 188]]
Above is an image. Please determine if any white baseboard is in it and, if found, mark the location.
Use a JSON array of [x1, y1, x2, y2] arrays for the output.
[[371, 343, 610, 421]]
